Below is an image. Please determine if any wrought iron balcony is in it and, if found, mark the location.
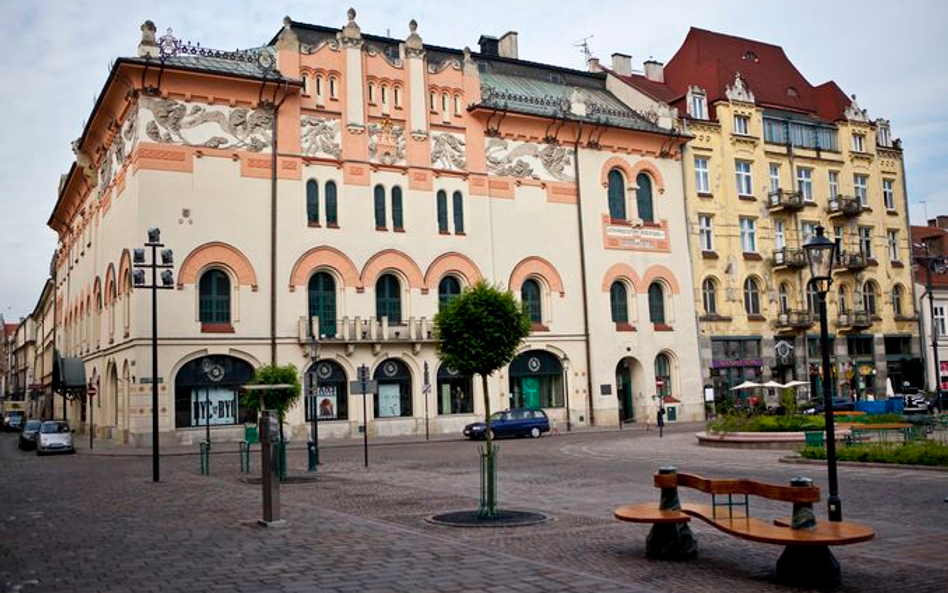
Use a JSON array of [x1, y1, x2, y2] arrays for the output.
[[827, 195, 864, 217], [767, 189, 805, 212], [837, 310, 872, 330], [297, 315, 435, 346], [772, 247, 807, 269], [775, 310, 814, 330], [840, 251, 869, 271]]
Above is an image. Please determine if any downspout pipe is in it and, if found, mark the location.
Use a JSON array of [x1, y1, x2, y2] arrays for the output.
[[572, 123, 596, 426], [265, 81, 290, 366]]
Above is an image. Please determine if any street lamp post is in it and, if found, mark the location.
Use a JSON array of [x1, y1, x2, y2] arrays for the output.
[[803, 225, 842, 522], [132, 228, 175, 483], [308, 335, 320, 470], [562, 356, 571, 432]]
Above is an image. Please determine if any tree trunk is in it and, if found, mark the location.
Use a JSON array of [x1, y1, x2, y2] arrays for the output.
[[481, 373, 496, 518]]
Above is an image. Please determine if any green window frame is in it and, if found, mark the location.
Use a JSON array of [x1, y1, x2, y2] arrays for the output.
[[392, 186, 404, 230], [648, 282, 665, 324], [636, 173, 654, 222], [199, 269, 231, 324], [325, 181, 338, 226], [522, 279, 542, 324], [610, 281, 628, 323], [438, 276, 461, 312], [608, 169, 626, 220], [437, 190, 448, 233], [306, 179, 319, 224], [307, 272, 337, 338], [374, 185, 386, 229], [452, 191, 464, 234], [376, 274, 402, 324]]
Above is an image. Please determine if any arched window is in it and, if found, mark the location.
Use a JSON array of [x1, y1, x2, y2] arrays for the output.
[[892, 284, 904, 317], [655, 353, 671, 398], [838, 285, 849, 315], [607, 169, 626, 220], [636, 173, 654, 223], [393, 85, 401, 107], [305, 360, 348, 421], [329, 76, 337, 99], [367, 82, 375, 103], [436, 190, 448, 233], [325, 181, 338, 227], [199, 269, 231, 324], [174, 355, 254, 428], [703, 278, 718, 315], [508, 350, 564, 408], [610, 281, 629, 323], [306, 179, 319, 224], [452, 191, 465, 234], [376, 274, 402, 324], [391, 186, 404, 230], [778, 282, 790, 314], [307, 272, 337, 338], [374, 185, 386, 229], [373, 358, 413, 417], [315, 75, 323, 97], [438, 276, 461, 312], [863, 281, 877, 315], [648, 282, 665, 324], [437, 364, 473, 414], [743, 277, 760, 316], [380, 84, 388, 106], [522, 279, 542, 324]]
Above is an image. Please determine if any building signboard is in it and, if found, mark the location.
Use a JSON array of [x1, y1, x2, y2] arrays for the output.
[[602, 217, 671, 252], [711, 359, 763, 369]]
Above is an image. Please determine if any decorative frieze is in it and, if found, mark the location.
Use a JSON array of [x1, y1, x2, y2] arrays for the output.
[[138, 96, 272, 152], [301, 116, 341, 159], [430, 132, 466, 171], [484, 138, 575, 182], [368, 120, 406, 165]]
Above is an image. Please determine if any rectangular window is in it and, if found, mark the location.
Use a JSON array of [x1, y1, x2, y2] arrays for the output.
[[691, 94, 706, 119], [774, 219, 785, 250], [797, 167, 813, 202], [883, 179, 895, 210], [452, 191, 465, 234], [769, 163, 780, 193], [698, 215, 714, 251], [854, 174, 869, 207], [694, 157, 710, 193], [734, 114, 750, 135], [740, 217, 757, 253], [735, 160, 754, 197], [859, 226, 873, 258], [935, 306, 947, 338], [852, 133, 865, 152], [801, 221, 818, 244], [834, 226, 844, 264], [887, 230, 899, 262], [829, 171, 840, 199]]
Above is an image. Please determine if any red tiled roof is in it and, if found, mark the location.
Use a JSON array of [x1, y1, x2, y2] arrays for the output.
[[911, 225, 948, 286], [4, 324, 17, 337], [612, 71, 681, 104]]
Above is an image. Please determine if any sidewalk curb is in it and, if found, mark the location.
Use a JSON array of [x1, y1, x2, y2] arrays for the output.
[[779, 455, 948, 472]]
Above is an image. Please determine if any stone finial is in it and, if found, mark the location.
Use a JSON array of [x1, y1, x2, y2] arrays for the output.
[[725, 71, 755, 104], [283, 15, 292, 28], [276, 15, 298, 50], [844, 93, 868, 122], [339, 6, 362, 45], [405, 18, 423, 55], [138, 20, 159, 58], [347, 7, 356, 22]]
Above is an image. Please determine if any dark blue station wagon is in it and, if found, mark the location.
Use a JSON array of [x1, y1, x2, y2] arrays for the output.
[[463, 408, 550, 440]]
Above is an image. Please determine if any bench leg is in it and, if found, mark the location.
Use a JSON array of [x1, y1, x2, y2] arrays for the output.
[[646, 466, 698, 559], [776, 545, 840, 587]]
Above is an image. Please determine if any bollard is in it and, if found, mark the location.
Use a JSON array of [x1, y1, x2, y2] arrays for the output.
[[307, 440, 318, 472], [777, 475, 840, 586], [789, 476, 817, 530], [199, 441, 210, 475], [276, 441, 287, 482], [239, 441, 251, 474], [646, 466, 697, 559]]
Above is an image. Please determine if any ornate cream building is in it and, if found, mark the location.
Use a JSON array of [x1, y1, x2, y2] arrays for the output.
[[44, 11, 705, 445], [613, 28, 919, 406]]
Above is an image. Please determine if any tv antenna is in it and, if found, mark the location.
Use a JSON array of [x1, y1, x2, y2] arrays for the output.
[[574, 35, 594, 64]]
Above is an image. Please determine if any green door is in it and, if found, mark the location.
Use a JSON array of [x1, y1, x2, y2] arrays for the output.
[[521, 377, 541, 410]]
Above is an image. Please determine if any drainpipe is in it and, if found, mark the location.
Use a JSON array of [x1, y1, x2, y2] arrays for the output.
[[572, 123, 595, 426], [269, 103, 279, 366]]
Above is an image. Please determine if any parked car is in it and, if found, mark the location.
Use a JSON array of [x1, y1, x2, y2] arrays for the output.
[[803, 398, 855, 415], [18, 419, 42, 450], [36, 421, 75, 456], [463, 408, 550, 440], [3, 411, 25, 432]]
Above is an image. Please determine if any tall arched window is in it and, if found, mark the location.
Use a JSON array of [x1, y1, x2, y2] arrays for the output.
[[778, 282, 790, 314], [374, 185, 387, 229], [306, 179, 319, 224], [308, 272, 337, 338], [863, 281, 877, 315], [522, 279, 542, 324], [436, 190, 448, 233], [438, 276, 461, 312], [806, 283, 819, 315], [838, 285, 849, 315], [607, 169, 626, 220], [373, 358, 412, 417], [610, 281, 629, 323], [325, 181, 338, 227], [391, 186, 404, 230], [655, 353, 671, 398], [636, 173, 654, 223], [376, 274, 402, 324], [199, 269, 231, 324], [743, 277, 760, 316], [892, 284, 904, 317], [703, 278, 717, 315], [648, 282, 665, 324], [452, 191, 465, 234]]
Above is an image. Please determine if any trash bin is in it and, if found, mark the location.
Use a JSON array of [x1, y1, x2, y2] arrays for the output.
[[245, 424, 259, 444], [805, 431, 824, 448]]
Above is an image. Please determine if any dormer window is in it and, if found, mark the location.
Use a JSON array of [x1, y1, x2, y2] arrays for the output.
[[743, 50, 758, 62], [734, 114, 750, 135], [786, 86, 799, 98], [876, 121, 892, 147], [852, 133, 865, 153], [688, 87, 707, 120], [546, 72, 564, 84]]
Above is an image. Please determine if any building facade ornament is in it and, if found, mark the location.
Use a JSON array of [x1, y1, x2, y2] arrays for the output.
[[367, 120, 406, 165], [845, 94, 869, 122], [139, 96, 272, 152], [430, 132, 467, 171], [301, 116, 342, 159], [338, 7, 363, 48], [725, 72, 755, 104], [485, 138, 575, 182], [404, 19, 424, 58]]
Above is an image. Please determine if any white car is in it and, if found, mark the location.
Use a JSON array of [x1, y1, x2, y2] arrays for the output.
[[37, 421, 75, 456]]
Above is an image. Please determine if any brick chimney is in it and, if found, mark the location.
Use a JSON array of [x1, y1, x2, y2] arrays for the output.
[[928, 216, 948, 230], [587, 57, 601, 72], [644, 59, 665, 83], [498, 31, 518, 59], [611, 53, 632, 76]]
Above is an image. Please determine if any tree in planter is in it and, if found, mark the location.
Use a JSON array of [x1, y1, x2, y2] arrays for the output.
[[241, 363, 302, 442], [434, 281, 531, 518]]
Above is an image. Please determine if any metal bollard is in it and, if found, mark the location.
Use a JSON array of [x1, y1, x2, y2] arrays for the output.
[[307, 440, 318, 472], [199, 441, 210, 475], [239, 441, 251, 474], [276, 441, 287, 482]]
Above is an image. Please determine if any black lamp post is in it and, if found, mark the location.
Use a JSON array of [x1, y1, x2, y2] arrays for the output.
[[308, 336, 320, 470], [803, 225, 842, 522], [132, 228, 174, 483], [916, 254, 948, 394]]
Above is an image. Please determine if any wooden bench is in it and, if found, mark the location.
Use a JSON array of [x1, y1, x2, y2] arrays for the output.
[[614, 467, 874, 587]]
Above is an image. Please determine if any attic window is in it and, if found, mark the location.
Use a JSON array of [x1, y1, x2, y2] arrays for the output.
[[546, 72, 564, 84], [743, 51, 758, 62], [786, 86, 799, 98]]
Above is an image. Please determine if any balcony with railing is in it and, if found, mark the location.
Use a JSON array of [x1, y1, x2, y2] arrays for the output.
[[775, 310, 814, 330], [772, 247, 807, 269], [298, 315, 435, 352], [827, 195, 864, 218], [837, 310, 872, 330], [767, 189, 805, 212], [838, 251, 869, 272]]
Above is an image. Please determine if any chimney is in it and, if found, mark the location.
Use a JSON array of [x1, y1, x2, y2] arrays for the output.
[[611, 53, 632, 76], [498, 31, 518, 59], [138, 20, 158, 58], [587, 57, 601, 72], [478, 35, 499, 57], [644, 59, 665, 83], [930, 215, 948, 230]]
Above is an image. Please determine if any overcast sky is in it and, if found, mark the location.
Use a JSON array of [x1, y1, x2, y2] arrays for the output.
[[0, 0, 945, 319]]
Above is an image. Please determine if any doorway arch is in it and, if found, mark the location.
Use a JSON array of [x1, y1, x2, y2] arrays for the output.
[[616, 357, 645, 423]]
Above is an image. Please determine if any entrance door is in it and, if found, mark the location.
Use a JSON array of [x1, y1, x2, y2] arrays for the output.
[[616, 362, 633, 422], [521, 377, 541, 410]]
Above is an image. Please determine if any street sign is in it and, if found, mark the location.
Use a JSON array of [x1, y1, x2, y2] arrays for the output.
[[350, 380, 378, 394], [655, 379, 665, 388], [87, 383, 98, 398]]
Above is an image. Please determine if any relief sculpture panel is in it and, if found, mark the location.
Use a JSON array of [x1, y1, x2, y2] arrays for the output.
[[484, 138, 574, 182], [138, 96, 272, 152], [367, 120, 406, 165], [430, 132, 466, 171], [301, 116, 341, 159]]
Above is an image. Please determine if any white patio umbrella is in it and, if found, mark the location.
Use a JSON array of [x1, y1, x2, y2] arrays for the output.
[[885, 377, 895, 398], [730, 380, 763, 391], [761, 380, 785, 389], [782, 380, 809, 389]]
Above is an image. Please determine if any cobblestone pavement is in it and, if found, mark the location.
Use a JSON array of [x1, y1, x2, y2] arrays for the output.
[[1, 424, 947, 592]]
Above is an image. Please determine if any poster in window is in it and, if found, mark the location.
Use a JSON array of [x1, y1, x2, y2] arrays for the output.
[[190, 388, 237, 426], [378, 383, 402, 418], [317, 385, 338, 420]]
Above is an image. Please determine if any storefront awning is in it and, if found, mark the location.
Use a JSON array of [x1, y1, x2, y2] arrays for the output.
[[52, 354, 86, 393]]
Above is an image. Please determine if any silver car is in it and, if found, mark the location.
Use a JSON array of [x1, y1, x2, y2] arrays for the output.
[[37, 421, 75, 455]]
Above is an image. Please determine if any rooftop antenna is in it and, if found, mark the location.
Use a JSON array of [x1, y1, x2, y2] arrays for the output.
[[574, 35, 594, 65]]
